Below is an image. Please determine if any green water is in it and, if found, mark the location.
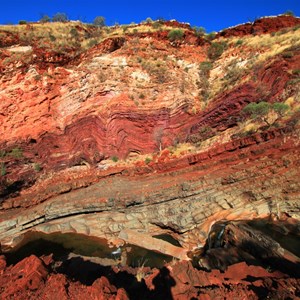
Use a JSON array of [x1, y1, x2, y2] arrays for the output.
[[6, 231, 173, 268]]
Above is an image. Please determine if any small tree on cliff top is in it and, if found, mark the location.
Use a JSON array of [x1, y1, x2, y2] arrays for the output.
[[40, 14, 50, 23], [93, 16, 105, 27], [193, 26, 206, 37], [52, 12, 68, 22], [284, 10, 295, 16]]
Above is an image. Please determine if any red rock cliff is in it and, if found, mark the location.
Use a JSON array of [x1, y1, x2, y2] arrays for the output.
[[0, 15, 300, 299]]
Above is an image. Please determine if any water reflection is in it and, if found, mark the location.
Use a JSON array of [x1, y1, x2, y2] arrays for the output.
[[5, 231, 172, 268]]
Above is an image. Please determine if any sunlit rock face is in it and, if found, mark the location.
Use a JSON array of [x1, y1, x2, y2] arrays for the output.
[[0, 15, 300, 299], [1, 127, 299, 253], [218, 15, 300, 37]]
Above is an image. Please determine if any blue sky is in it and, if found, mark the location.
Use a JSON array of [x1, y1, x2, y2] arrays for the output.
[[1, 0, 300, 32]]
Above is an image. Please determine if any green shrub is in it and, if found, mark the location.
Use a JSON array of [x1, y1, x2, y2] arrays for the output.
[[0, 163, 6, 176], [293, 24, 300, 31], [33, 163, 41, 172], [34, 74, 42, 81], [145, 17, 153, 23], [88, 39, 98, 48], [70, 28, 79, 38], [145, 157, 152, 164], [224, 64, 244, 83], [193, 26, 206, 36], [283, 10, 294, 16], [287, 78, 300, 85], [152, 21, 163, 30], [49, 34, 56, 42], [9, 147, 23, 158], [206, 32, 216, 41], [207, 41, 227, 60], [19, 20, 27, 25], [277, 28, 288, 35], [141, 60, 168, 84], [235, 39, 243, 46], [273, 102, 289, 116], [122, 25, 129, 33], [168, 29, 184, 41], [242, 101, 281, 125], [199, 61, 213, 73], [111, 156, 118, 162], [197, 61, 213, 101], [282, 52, 293, 59], [243, 102, 270, 119]]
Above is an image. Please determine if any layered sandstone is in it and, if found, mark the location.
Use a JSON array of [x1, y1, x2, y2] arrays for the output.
[[0, 125, 299, 253]]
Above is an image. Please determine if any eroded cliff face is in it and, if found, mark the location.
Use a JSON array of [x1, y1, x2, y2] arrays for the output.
[[0, 15, 300, 299]]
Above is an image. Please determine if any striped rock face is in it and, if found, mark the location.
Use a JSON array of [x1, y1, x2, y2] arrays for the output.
[[0, 16, 300, 259]]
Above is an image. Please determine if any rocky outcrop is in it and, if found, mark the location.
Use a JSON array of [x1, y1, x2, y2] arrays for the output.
[[0, 31, 20, 47], [0, 49, 298, 178], [0, 251, 299, 300], [169, 260, 300, 299], [218, 15, 300, 37], [0, 255, 129, 299], [0, 126, 299, 255]]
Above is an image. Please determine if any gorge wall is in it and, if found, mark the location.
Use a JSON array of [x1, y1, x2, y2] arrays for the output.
[[0, 15, 300, 299]]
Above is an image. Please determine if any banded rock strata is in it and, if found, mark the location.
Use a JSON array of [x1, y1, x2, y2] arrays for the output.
[[0, 15, 300, 261]]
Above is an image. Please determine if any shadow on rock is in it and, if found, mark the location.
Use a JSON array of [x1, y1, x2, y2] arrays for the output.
[[56, 256, 177, 300], [150, 267, 176, 300]]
